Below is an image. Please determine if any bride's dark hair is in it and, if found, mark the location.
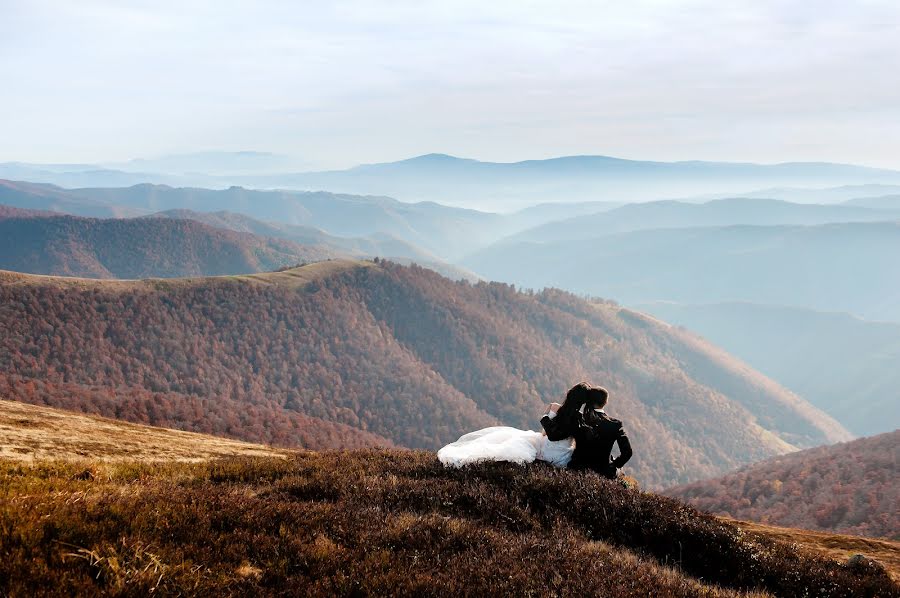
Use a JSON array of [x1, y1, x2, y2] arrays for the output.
[[557, 382, 592, 420]]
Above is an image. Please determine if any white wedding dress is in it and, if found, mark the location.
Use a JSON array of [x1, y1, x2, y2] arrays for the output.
[[437, 426, 575, 468]]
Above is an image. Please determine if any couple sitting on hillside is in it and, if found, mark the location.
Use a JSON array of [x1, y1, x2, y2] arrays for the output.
[[438, 382, 633, 479]]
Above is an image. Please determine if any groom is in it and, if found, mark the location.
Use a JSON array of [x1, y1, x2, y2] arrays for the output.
[[541, 384, 633, 479]]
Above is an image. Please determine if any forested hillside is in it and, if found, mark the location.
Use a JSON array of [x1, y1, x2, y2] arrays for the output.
[[638, 301, 900, 435], [0, 260, 849, 487], [153, 208, 437, 262], [0, 204, 54, 218], [667, 430, 900, 540], [0, 213, 341, 278]]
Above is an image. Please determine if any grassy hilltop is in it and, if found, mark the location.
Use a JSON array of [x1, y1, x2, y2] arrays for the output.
[[1, 355, 897, 598], [2, 452, 898, 597]]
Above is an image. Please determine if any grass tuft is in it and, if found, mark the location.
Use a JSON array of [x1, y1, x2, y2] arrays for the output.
[[1, 450, 897, 597]]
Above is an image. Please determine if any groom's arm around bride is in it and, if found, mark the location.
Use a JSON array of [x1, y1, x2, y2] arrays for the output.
[[540, 401, 575, 441]]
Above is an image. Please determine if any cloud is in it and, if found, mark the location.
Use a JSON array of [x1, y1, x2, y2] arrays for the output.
[[1, 0, 899, 168]]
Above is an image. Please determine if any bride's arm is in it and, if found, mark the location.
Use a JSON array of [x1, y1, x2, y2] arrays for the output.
[[540, 403, 570, 440]]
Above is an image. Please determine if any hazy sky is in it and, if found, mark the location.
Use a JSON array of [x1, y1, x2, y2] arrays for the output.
[[2, 0, 900, 169]]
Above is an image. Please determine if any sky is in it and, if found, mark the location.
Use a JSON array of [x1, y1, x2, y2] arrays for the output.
[[2, 0, 900, 170]]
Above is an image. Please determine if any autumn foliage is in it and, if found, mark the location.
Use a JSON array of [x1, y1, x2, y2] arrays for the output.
[[667, 430, 900, 540], [0, 213, 337, 278], [0, 260, 847, 487]]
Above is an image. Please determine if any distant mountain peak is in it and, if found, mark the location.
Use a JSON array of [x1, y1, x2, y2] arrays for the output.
[[411, 153, 468, 162]]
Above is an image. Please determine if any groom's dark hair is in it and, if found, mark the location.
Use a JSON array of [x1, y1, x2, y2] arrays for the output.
[[587, 386, 609, 410]]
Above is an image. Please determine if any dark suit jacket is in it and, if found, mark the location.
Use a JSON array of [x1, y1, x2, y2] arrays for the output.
[[541, 410, 632, 479]]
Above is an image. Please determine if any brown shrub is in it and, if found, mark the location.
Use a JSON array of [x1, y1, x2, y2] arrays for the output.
[[1, 451, 896, 597]]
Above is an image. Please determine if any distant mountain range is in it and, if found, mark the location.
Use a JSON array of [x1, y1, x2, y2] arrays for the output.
[[236, 154, 900, 208], [725, 184, 900, 204], [843, 194, 900, 210], [0, 179, 623, 260], [667, 430, 900, 540], [0, 179, 149, 218], [0, 179, 500, 259], [505, 197, 900, 244], [0, 261, 850, 488], [636, 302, 900, 437], [465, 221, 900, 321], [6, 153, 900, 209]]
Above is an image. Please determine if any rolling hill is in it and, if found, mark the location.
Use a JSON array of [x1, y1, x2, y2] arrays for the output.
[[843, 194, 900, 209], [0, 398, 292, 462], [0, 213, 342, 278], [3, 448, 898, 596], [733, 184, 900, 204], [504, 197, 900, 244], [636, 302, 900, 436], [464, 222, 900, 322], [0, 260, 850, 488], [2, 401, 895, 595], [0, 178, 630, 261], [0, 179, 149, 217], [148, 208, 480, 281], [43, 182, 506, 259], [152, 208, 436, 262], [667, 430, 900, 541], [0, 179, 508, 260]]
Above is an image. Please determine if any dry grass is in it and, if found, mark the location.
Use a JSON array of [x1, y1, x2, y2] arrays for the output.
[[0, 399, 291, 462], [729, 518, 900, 582], [2, 452, 896, 597], [0, 259, 373, 292], [0, 401, 896, 595], [230, 258, 376, 288]]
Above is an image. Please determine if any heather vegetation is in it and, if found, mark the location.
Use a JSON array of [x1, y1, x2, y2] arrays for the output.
[[0, 261, 848, 487], [1, 451, 896, 597], [667, 430, 900, 540]]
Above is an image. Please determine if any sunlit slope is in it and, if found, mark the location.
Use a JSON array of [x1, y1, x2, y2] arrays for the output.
[[0, 260, 850, 487], [0, 398, 289, 462]]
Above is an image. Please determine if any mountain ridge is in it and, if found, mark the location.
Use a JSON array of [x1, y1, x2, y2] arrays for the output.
[[667, 430, 900, 540], [0, 212, 342, 279], [7, 153, 900, 209], [464, 221, 900, 321], [502, 196, 900, 244], [637, 301, 900, 435], [0, 260, 851, 488]]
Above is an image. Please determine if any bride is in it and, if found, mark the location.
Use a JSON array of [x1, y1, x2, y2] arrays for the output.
[[437, 385, 587, 468]]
